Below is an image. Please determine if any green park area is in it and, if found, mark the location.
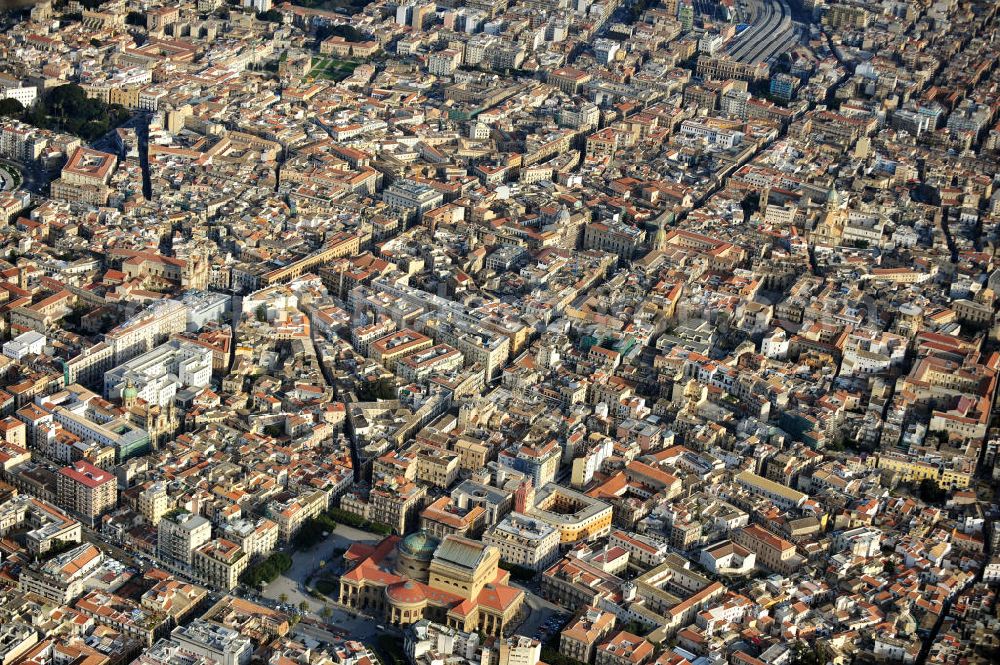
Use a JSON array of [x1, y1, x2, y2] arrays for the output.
[[3, 83, 130, 143], [309, 57, 359, 82]]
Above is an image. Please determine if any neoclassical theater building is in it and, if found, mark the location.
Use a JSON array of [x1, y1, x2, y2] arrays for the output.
[[337, 532, 525, 635]]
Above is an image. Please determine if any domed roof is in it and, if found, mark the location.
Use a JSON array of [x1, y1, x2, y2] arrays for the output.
[[386, 580, 426, 605], [399, 531, 439, 560], [123, 381, 138, 401]]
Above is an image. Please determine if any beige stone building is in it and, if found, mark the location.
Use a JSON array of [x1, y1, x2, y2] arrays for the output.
[[50, 147, 117, 205], [560, 607, 616, 663], [370, 477, 427, 534], [138, 481, 171, 525], [193, 538, 248, 590], [338, 533, 524, 636]]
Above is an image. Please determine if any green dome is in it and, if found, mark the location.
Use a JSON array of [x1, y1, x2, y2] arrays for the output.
[[123, 383, 138, 401], [399, 531, 439, 560]]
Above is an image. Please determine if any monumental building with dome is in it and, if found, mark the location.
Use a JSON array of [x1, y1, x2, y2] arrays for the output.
[[337, 531, 525, 635]]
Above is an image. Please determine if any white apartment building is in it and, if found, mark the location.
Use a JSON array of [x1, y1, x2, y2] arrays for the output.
[[484, 512, 560, 571], [106, 300, 188, 365], [170, 620, 253, 665], [158, 511, 212, 569], [105, 339, 213, 406], [382, 179, 444, 220], [3, 330, 45, 361]]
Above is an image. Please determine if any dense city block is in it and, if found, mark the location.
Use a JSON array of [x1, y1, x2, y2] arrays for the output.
[[0, 1, 999, 665]]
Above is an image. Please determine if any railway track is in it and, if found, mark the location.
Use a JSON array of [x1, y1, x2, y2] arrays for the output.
[[727, 0, 775, 60], [729, 0, 796, 64], [742, 2, 794, 64]]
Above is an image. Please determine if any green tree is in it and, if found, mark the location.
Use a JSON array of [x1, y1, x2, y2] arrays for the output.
[[0, 98, 24, 118], [918, 478, 946, 504], [257, 9, 282, 22], [25, 83, 131, 142], [299, 600, 310, 612], [279, 592, 289, 604], [316, 23, 368, 43]]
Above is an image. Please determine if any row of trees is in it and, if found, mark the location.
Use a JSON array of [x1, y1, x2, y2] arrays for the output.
[[293, 511, 339, 548], [325, 507, 392, 535], [540, 645, 586, 665], [242, 552, 293, 587], [294, 506, 393, 549]]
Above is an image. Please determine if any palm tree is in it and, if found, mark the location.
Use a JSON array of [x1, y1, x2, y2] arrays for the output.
[[299, 601, 310, 613], [279, 592, 289, 604]]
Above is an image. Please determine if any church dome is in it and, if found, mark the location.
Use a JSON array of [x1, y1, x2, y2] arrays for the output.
[[398, 531, 439, 561]]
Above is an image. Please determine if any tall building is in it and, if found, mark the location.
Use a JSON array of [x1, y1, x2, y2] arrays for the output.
[[193, 539, 248, 590], [382, 179, 444, 221], [18, 542, 103, 603], [169, 620, 253, 665], [370, 477, 428, 534], [56, 460, 117, 526], [498, 440, 561, 488], [139, 482, 171, 525], [158, 511, 212, 569], [560, 607, 617, 664], [498, 637, 542, 665]]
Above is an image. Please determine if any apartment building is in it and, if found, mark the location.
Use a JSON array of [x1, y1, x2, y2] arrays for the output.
[[529, 483, 613, 544], [595, 632, 654, 665], [267, 489, 328, 542], [370, 477, 427, 534], [170, 620, 253, 665], [18, 542, 103, 603], [370, 329, 434, 372], [583, 222, 645, 259], [732, 525, 800, 574], [397, 344, 464, 381], [560, 607, 617, 664], [222, 517, 280, 558], [56, 460, 117, 526], [158, 511, 212, 569], [485, 512, 560, 571], [193, 539, 248, 590], [734, 470, 808, 510], [382, 179, 444, 220], [139, 482, 171, 525], [50, 146, 117, 205], [105, 300, 189, 365]]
